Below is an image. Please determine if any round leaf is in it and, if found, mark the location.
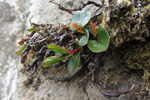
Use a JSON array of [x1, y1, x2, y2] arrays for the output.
[[79, 29, 89, 46], [87, 27, 110, 53], [71, 10, 91, 27], [67, 52, 80, 73], [87, 40, 104, 52], [42, 56, 65, 68]]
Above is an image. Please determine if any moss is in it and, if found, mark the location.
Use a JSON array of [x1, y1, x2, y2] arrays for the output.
[[124, 42, 150, 70], [99, 1, 150, 47], [140, 70, 150, 100], [110, 42, 150, 70]]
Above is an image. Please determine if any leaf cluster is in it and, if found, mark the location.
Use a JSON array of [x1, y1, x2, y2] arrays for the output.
[[16, 10, 110, 73]]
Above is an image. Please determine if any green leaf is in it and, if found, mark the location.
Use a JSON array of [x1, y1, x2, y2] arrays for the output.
[[16, 43, 26, 56], [67, 52, 80, 73], [79, 29, 89, 46], [71, 10, 91, 27], [27, 28, 35, 32], [47, 44, 71, 54], [87, 27, 110, 53], [97, 27, 110, 48], [42, 56, 65, 68], [88, 40, 103, 52]]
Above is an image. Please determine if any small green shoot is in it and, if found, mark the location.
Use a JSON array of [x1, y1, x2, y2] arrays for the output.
[[27, 19, 36, 32], [27, 28, 35, 32], [16, 43, 26, 56]]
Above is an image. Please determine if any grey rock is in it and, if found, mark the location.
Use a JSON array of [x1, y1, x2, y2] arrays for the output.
[[0, 0, 144, 100]]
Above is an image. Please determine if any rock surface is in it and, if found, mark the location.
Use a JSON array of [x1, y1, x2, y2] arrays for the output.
[[0, 0, 149, 100]]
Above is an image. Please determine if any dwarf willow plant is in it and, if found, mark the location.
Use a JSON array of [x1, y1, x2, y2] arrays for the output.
[[42, 10, 110, 72], [16, 10, 110, 73]]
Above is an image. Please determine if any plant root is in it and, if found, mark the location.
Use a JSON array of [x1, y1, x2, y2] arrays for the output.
[[94, 79, 135, 97]]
